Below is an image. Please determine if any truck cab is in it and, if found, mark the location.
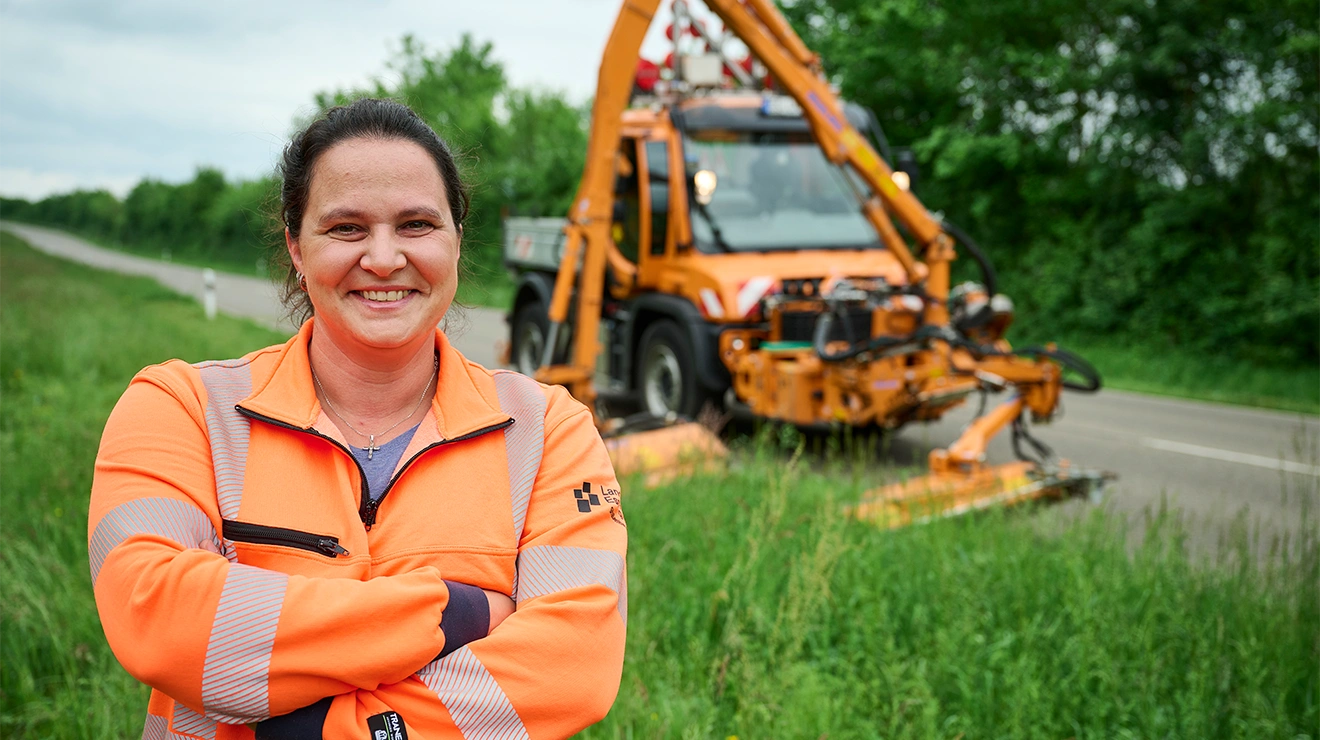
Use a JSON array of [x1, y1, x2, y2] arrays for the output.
[[505, 93, 919, 423]]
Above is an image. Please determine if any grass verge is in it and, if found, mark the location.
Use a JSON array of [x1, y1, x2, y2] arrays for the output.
[[1011, 332, 1320, 415], [2, 231, 1317, 737]]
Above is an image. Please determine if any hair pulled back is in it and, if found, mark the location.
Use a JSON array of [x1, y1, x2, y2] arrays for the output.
[[273, 98, 471, 321]]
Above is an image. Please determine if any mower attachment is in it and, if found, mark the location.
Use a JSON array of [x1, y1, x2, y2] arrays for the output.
[[603, 420, 728, 487], [851, 459, 1113, 529], [850, 394, 1115, 528]]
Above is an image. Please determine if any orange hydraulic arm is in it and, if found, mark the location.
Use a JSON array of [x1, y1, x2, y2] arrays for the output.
[[540, 0, 971, 418], [539, 0, 664, 414], [705, 0, 956, 323]]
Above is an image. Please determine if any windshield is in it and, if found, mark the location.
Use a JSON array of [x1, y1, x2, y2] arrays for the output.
[[685, 132, 881, 252]]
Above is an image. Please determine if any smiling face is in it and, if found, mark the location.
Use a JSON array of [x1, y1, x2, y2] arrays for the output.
[[287, 137, 460, 357]]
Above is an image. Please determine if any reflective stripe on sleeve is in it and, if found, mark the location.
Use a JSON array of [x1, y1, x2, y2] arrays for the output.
[[89, 497, 221, 586], [140, 714, 168, 740], [170, 704, 217, 739], [516, 545, 627, 624], [418, 646, 530, 740], [196, 361, 253, 535], [199, 563, 288, 723]]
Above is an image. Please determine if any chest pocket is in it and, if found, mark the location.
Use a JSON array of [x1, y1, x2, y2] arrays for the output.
[[197, 360, 356, 576]]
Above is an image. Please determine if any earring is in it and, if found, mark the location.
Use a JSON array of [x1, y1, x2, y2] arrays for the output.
[[297, 272, 307, 291]]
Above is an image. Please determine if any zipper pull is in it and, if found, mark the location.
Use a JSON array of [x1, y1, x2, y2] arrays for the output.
[[317, 538, 349, 557], [362, 500, 380, 529]]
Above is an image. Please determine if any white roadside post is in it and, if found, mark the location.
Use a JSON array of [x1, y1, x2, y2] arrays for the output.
[[202, 268, 217, 320]]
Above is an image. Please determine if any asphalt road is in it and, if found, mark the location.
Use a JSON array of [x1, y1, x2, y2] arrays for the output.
[[7, 222, 1317, 544]]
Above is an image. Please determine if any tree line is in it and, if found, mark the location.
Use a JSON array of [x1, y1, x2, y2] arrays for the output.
[[3, 2, 1316, 366], [0, 35, 588, 280], [785, 0, 1317, 365]]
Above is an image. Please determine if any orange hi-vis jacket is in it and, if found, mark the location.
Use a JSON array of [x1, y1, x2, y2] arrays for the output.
[[89, 321, 627, 739]]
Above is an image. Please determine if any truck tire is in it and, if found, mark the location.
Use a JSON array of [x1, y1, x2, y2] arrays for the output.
[[637, 319, 710, 419], [510, 301, 550, 377]]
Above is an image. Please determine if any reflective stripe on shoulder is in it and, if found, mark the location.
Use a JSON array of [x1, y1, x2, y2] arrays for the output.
[[418, 646, 530, 740], [516, 545, 627, 625], [492, 371, 546, 549], [198, 563, 287, 723], [193, 361, 285, 722], [89, 497, 220, 586], [196, 360, 253, 560]]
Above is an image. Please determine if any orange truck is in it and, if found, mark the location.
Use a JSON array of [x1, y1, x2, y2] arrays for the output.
[[504, 0, 1109, 523]]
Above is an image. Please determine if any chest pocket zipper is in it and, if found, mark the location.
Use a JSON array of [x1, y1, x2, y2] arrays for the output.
[[222, 520, 349, 558]]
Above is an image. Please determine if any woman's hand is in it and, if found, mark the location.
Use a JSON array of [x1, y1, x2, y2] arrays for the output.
[[483, 589, 515, 633]]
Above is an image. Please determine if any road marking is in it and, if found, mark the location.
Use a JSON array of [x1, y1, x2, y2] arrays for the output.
[[1140, 437, 1320, 476]]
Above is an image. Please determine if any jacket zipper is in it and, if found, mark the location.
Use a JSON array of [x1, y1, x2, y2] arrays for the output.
[[360, 419, 515, 528], [236, 407, 372, 521], [237, 406, 512, 531], [223, 520, 349, 558]]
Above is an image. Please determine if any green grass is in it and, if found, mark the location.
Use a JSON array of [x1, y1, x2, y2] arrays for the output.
[[583, 431, 1319, 739], [3, 231, 1318, 738], [0, 231, 290, 737]]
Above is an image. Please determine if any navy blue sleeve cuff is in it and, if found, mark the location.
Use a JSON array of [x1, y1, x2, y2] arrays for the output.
[[438, 580, 490, 658], [254, 696, 332, 739]]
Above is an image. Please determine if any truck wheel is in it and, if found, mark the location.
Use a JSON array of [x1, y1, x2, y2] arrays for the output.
[[637, 319, 708, 419], [510, 301, 550, 377]]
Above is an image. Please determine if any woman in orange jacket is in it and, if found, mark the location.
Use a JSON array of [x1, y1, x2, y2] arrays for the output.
[[89, 98, 627, 739]]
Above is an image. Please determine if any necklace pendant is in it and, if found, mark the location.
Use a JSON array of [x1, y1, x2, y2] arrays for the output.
[[364, 434, 380, 461]]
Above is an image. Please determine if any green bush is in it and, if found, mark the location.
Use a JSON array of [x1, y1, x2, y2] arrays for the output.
[[784, 0, 1319, 367]]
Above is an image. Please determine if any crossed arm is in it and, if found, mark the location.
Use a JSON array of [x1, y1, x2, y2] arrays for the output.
[[91, 375, 626, 738]]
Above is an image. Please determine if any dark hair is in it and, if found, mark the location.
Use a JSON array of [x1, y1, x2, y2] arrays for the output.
[[273, 98, 472, 322]]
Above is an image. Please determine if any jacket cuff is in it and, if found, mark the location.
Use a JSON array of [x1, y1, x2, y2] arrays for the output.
[[438, 580, 490, 658], [254, 696, 332, 739]]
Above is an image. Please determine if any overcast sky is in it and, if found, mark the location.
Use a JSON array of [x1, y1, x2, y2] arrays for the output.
[[0, 0, 685, 200]]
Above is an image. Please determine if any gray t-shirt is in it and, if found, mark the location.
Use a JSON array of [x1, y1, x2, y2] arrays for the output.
[[349, 423, 421, 501]]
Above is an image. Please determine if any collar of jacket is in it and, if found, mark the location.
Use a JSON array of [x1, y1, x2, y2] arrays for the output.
[[237, 319, 512, 441]]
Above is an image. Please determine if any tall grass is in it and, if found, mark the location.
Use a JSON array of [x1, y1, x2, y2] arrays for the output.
[[587, 439, 1319, 738], [0, 231, 289, 736], [2, 230, 1317, 738]]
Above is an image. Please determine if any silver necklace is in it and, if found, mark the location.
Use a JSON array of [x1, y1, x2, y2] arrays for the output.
[[311, 355, 438, 460]]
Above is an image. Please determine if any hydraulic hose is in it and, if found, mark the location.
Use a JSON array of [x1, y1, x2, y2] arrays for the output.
[[940, 219, 997, 300], [812, 298, 1101, 391], [813, 312, 944, 363], [1017, 345, 1103, 392], [1012, 416, 1056, 466]]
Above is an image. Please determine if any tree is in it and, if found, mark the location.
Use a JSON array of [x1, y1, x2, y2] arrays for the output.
[[783, 0, 1319, 362], [311, 34, 588, 277]]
